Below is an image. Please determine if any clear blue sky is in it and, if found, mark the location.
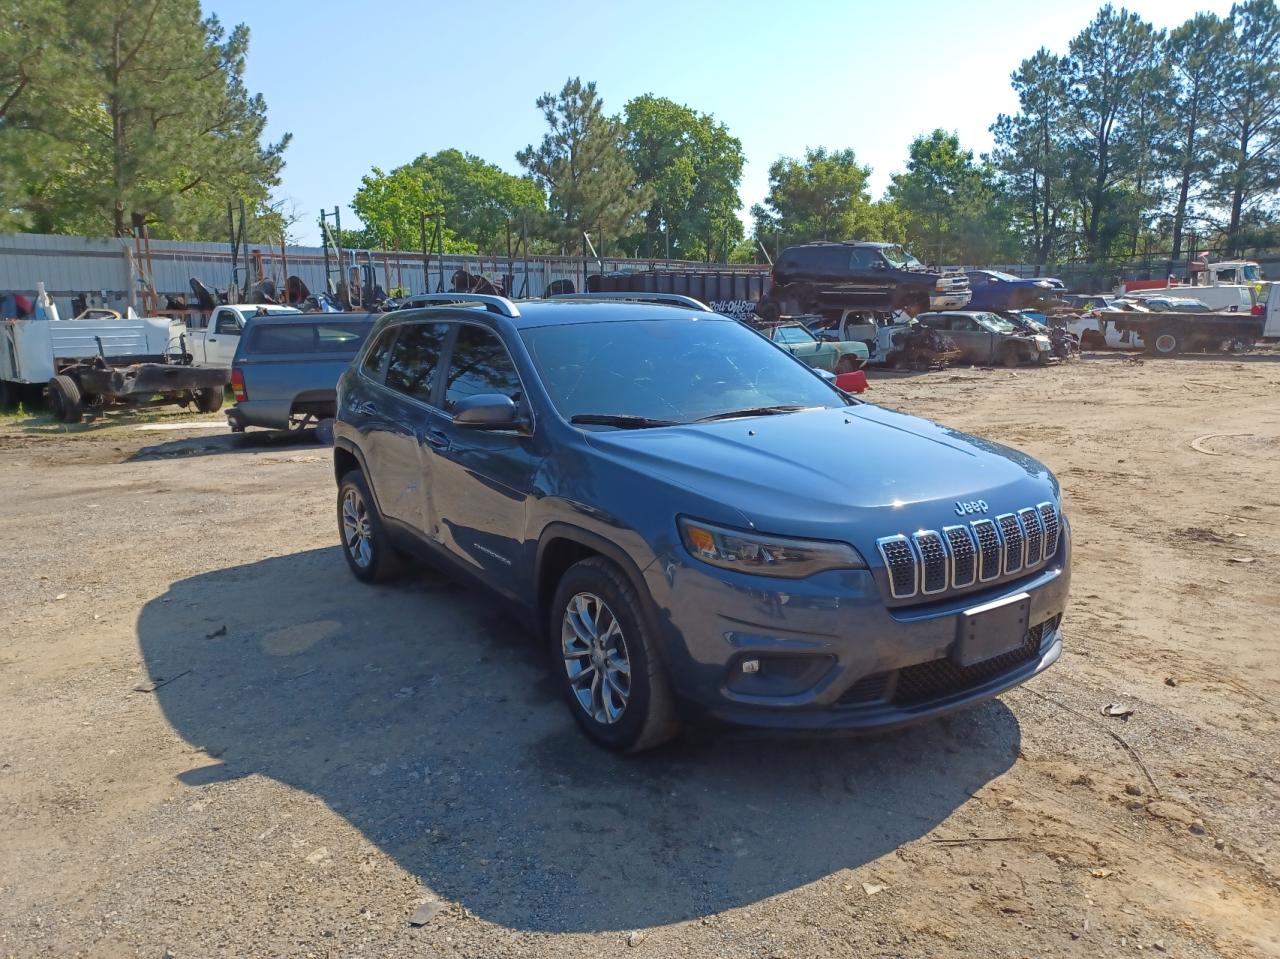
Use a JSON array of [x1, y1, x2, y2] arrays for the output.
[[207, 0, 1235, 245]]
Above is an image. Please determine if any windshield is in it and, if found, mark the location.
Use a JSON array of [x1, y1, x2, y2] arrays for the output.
[[975, 313, 1018, 333], [880, 245, 923, 269], [772, 324, 816, 345], [520, 318, 846, 427]]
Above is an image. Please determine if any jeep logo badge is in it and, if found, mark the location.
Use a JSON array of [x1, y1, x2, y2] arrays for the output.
[[954, 499, 989, 516]]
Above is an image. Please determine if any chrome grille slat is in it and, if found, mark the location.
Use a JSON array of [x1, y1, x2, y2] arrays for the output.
[[997, 513, 1025, 574], [943, 525, 976, 588], [1019, 507, 1045, 564], [971, 519, 1001, 582], [1038, 502, 1061, 559], [912, 531, 948, 594], [876, 535, 917, 599]]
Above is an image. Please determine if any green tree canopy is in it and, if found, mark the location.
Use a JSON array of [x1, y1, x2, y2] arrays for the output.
[[621, 94, 744, 260], [0, 0, 287, 238], [517, 78, 648, 255], [887, 130, 1015, 265], [751, 147, 880, 247], [351, 150, 545, 254]]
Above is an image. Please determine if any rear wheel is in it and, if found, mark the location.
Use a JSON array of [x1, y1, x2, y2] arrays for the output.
[[1147, 328, 1183, 356], [314, 418, 334, 446], [337, 470, 404, 584], [550, 557, 680, 752], [47, 375, 83, 423], [194, 386, 224, 413]]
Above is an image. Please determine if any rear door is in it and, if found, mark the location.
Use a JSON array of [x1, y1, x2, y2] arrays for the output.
[[424, 322, 540, 594], [359, 321, 451, 534]]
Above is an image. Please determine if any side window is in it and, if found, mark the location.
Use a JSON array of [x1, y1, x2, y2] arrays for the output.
[[819, 247, 849, 275], [215, 312, 241, 335], [954, 317, 978, 332], [385, 323, 450, 403], [361, 328, 396, 379], [849, 248, 879, 271], [443, 325, 522, 411], [919, 315, 944, 329]]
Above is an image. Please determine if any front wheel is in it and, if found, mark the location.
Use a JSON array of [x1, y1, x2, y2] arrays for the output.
[[1001, 348, 1023, 368], [337, 470, 404, 584], [550, 557, 680, 752]]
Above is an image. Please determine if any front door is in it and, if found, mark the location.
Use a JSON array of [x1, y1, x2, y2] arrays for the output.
[[364, 321, 451, 533], [425, 322, 541, 596], [205, 309, 243, 367]]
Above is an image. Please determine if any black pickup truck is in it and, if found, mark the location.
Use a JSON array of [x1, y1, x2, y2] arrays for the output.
[[755, 241, 971, 322]]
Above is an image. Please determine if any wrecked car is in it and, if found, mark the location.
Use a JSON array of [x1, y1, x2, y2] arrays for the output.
[[917, 311, 1051, 367]]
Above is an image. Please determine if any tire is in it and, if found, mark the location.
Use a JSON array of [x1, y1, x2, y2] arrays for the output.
[[47, 375, 83, 423], [1147, 328, 1183, 356], [337, 469, 405, 584], [226, 409, 246, 433], [0, 380, 16, 408], [194, 386, 224, 413], [1001, 347, 1023, 368], [835, 354, 862, 374], [314, 418, 335, 446], [550, 556, 680, 753]]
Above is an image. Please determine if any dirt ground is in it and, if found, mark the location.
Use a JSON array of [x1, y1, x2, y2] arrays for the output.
[[1, 351, 1277, 959]]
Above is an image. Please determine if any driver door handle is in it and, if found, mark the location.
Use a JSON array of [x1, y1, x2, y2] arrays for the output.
[[425, 429, 450, 451], [350, 400, 378, 416]]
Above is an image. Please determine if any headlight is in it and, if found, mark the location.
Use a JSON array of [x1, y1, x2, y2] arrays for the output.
[[1035, 335, 1051, 348], [678, 517, 867, 578]]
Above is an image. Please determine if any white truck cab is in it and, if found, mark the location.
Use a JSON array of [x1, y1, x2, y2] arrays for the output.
[[186, 304, 301, 368]]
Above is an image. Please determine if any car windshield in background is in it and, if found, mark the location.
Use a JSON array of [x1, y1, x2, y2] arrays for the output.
[[880, 246, 923, 269], [976, 313, 1018, 333], [247, 322, 369, 354], [772, 324, 816, 345], [520, 317, 844, 428]]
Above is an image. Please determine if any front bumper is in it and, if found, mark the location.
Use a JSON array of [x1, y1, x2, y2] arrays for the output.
[[930, 290, 972, 310], [643, 532, 1070, 732]]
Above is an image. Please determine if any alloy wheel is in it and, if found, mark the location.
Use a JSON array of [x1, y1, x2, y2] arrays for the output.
[[561, 592, 632, 724], [341, 488, 373, 569]]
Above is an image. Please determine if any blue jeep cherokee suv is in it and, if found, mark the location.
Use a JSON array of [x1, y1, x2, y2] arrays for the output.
[[333, 293, 1070, 752]]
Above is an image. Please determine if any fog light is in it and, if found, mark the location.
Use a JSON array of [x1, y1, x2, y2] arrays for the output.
[[741, 659, 760, 674]]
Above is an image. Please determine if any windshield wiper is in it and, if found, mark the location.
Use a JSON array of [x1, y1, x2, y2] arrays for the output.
[[694, 404, 811, 423], [569, 413, 680, 429]]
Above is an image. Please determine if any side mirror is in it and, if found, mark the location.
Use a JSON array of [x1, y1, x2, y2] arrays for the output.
[[451, 393, 520, 429], [873, 260, 886, 271]]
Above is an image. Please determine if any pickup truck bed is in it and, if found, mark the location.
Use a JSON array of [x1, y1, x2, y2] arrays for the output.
[[1112, 310, 1265, 355]]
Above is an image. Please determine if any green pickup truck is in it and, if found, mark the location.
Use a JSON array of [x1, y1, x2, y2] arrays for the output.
[[762, 321, 868, 372]]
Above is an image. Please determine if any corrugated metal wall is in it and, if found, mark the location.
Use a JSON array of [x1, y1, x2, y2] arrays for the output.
[[0, 232, 768, 316]]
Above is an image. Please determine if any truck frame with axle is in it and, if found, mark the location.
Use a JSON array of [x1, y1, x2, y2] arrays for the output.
[[1, 311, 229, 423]]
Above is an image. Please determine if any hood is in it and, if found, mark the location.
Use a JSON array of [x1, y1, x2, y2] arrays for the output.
[[583, 405, 1057, 549]]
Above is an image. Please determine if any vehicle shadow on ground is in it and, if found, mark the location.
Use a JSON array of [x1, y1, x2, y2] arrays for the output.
[[128, 429, 324, 461], [137, 547, 1021, 933]]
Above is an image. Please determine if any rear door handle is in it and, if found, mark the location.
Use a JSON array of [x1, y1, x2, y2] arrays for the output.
[[350, 400, 378, 416], [425, 429, 450, 451]]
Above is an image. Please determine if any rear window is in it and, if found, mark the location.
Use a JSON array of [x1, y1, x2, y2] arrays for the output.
[[246, 322, 369, 354]]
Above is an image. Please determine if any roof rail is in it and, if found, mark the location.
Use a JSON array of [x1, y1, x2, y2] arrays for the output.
[[399, 293, 521, 318], [548, 292, 713, 312]]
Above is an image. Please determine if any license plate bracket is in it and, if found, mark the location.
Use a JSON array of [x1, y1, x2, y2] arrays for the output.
[[954, 593, 1031, 667]]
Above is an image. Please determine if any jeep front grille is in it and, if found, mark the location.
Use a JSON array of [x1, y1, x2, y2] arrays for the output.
[[875, 502, 1061, 602]]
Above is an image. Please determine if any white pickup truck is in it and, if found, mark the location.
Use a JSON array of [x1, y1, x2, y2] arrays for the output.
[[184, 304, 302, 368]]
